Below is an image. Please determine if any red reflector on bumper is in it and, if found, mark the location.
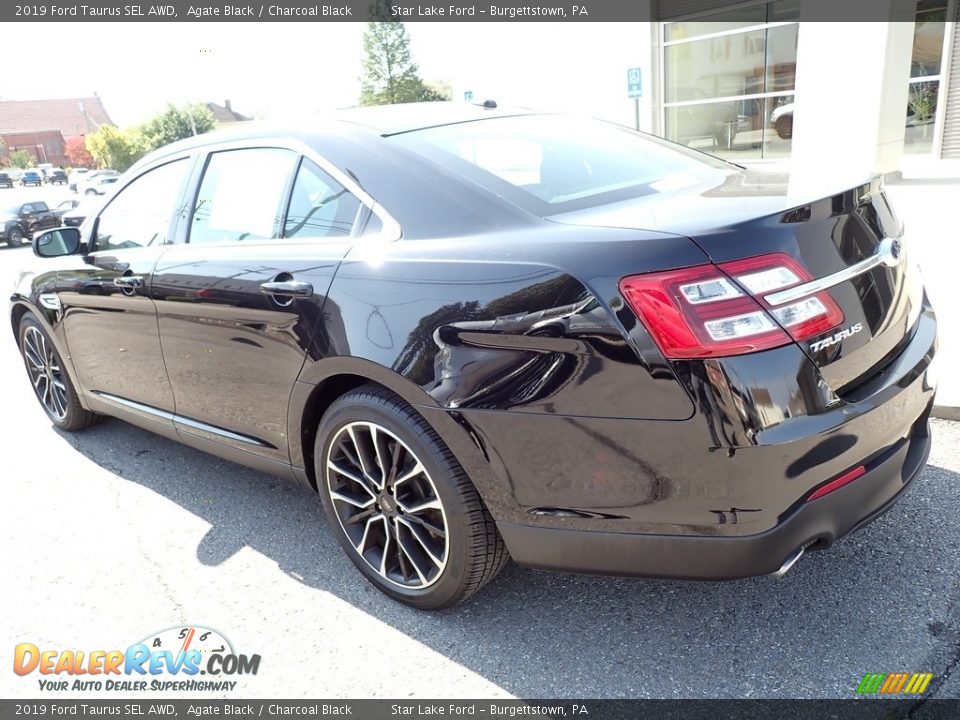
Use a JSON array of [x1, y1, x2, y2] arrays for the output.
[[806, 465, 867, 502]]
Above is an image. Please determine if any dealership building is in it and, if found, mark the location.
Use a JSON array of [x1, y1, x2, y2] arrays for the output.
[[632, 0, 959, 176], [475, 1, 959, 180]]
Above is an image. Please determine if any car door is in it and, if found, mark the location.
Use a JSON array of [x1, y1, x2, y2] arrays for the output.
[[152, 145, 363, 468], [19, 203, 41, 234], [32, 201, 57, 231], [57, 156, 195, 433]]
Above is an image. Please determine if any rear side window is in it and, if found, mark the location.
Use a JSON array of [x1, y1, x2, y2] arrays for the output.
[[190, 148, 297, 244], [93, 159, 191, 252], [283, 158, 361, 239]]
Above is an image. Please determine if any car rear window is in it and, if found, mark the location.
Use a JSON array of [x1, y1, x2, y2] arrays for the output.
[[391, 114, 733, 215]]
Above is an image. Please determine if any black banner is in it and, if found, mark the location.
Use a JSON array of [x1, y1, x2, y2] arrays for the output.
[[2, 0, 929, 22], [1, 700, 960, 720]]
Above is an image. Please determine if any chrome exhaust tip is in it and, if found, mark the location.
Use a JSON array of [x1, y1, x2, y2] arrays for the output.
[[772, 546, 805, 578]]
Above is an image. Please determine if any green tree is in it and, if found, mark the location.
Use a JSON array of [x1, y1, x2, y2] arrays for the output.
[[139, 103, 216, 153], [8, 149, 34, 168], [421, 79, 453, 102], [360, 21, 445, 105], [85, 125, 145, 172]]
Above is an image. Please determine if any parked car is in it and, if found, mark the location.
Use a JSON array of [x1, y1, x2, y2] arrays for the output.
[[770, 102, 795, 139], [67, 168, 90, 191], [76, 170, 118, 194], [0, 172, 13, 189], [52, 199, 81, 224], [44, 169, 68, 185], [59, 198, 99, 228], [20, 171, 42, 187], [1, 200, 58, 246], [83, 176, 119, 195], [13, 106, 936, 610]]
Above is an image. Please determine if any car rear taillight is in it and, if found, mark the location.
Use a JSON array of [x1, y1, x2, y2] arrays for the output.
[[619, 253, 843, 359]]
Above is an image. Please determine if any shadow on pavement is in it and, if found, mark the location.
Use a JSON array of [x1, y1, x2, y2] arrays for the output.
[[57, 417, 960, 699]]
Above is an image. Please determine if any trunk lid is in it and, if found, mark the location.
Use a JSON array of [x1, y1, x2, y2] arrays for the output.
[[550, 169, 924, 394]]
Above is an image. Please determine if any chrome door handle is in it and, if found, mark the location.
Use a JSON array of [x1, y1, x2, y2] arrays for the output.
[[260, 280, 313, 297], [113, 275, 144, 288]]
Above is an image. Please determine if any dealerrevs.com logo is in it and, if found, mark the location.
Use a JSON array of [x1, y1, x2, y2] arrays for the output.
[[13, 626, 261, 693]]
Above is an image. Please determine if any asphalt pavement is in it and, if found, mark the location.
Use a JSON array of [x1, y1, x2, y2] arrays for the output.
[[1, 188, 959, 699]]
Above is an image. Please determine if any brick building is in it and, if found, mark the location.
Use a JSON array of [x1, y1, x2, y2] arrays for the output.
[[0, 96, 113, 166]]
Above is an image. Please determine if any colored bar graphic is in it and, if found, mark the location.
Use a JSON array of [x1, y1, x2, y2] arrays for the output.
[[857, 673, 886, 694], [857, 672, 933, 694]]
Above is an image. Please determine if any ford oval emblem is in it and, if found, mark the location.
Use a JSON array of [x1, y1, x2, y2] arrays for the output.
[[880, 237, 904, 268]]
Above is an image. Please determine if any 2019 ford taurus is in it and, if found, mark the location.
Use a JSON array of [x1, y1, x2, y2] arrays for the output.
[[11, 103, 937, 609]]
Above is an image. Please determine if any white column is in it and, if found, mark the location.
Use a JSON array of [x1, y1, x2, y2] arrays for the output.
[[790, 5, 915, 193]]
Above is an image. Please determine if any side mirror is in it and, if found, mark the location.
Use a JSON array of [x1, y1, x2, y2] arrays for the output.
[[33, 228, 81, 258]]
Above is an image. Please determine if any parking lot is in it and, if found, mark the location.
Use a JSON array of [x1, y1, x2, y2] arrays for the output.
[[1, 181, 77, 205], [1, 194, 959, 700]]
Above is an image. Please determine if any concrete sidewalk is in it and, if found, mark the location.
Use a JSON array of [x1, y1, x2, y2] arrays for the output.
[[884, 177, 960, 419]]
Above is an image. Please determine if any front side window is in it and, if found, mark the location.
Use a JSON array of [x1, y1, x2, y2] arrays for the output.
[[283, 158, 361, 239], [190, 148, 297, 244], [94, 159, 190, 252]]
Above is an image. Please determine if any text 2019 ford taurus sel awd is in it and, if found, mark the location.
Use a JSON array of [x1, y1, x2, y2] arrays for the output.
[[11, 104, 937, 609]]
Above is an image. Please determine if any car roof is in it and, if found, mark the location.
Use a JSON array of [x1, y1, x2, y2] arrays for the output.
[[333, 101, 533, 135], [148, 102, 536, 158]]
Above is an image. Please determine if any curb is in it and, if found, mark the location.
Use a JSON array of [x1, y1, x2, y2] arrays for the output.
[[932, 405, 960, 421]]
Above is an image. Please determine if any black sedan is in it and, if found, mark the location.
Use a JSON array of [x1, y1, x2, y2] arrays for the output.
[[11, 105, 937, 609]]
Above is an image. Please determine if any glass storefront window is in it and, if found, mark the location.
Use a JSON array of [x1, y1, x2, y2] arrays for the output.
[[904, 0, 947, 154], [665, 29, 768, 103], [664, 0, 799, 42], [765, 23, 798, 93], [662, 1, 798, 161], [905, 80, 940, 154], [664, 9, 766, 43], [911, 0, 947, 77]]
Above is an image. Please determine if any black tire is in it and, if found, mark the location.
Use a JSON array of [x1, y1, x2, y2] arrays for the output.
[[85, 189, 97, 196], [7, 226, 23, 247], [775, 115, 793, 139], [18, 314, 99, 431], [315, 384, 508, 610]]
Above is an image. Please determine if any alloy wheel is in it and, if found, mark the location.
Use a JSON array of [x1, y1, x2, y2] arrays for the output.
[[325, 421, 449, 589], [22, 326, 68, 421]]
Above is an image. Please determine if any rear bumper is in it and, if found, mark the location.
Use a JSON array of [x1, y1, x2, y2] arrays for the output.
[[499, 411, 931, 579]]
